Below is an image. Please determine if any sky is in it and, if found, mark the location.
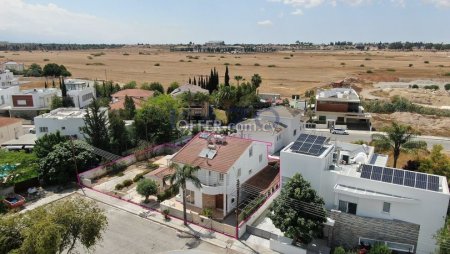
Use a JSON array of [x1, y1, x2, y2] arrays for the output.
[[0, 0, 449, 44]]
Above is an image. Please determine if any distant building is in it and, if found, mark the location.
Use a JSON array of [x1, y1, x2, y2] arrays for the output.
[[205, 41, 225, 46], [281, 133, 449, 253], [315, 88, 371, 130], [0, 117, 23, 144], [64, 79, 96, 108], [9, 88, 58, 118], [1, 61, 24, 72], [170, 84, 210, 119], [259, 93, 282, 105], [0, 86, 20, 110], [110, 89, 154, 111], [34, 107, 108, 139], [0, 70, 19, 87]]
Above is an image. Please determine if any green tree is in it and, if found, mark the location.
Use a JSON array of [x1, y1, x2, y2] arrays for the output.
[[167, 82, 180, 94], [418, 145, 450, 186], [43, 63, 62, 77], [368, 244, 392, 254], [224, 66, 230, 86], [25, 63, 43, 77], [436, 217, 450, 254], [333, 246, 346, 254], [234, 75, 243, 85], [148, 82, 165, 94], [123, 95, 136, 119], [214, 85, 236, 123], [371, 122, 427, 168], [38, 141, 99, 185], [164, 164, 202, 225], [269, 173, 326, 245], [82, 99, 110, 151], [136, 179, 158, 202], [109, 112, 128, 155], [60, 77, 67, 97], [134, 95, 180, 143], [51, 95, 64, 110], [122, 81, 137, 89], [34, 131, 68, 159], [445, 84, 450, 91], [4, 197, 108, 254], [251, 74, 262, 89]]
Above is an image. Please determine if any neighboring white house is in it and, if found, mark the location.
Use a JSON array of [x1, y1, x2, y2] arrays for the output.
[[34, 107, 108, 139], [236, 106, 303, 154], [9, 88, 58, 118], [64, 79, 96, 108], [0, 70, 19, 87], [315, 88, 371, 130], [170, 133, 269, 218], [0, 85, 20, 110], [1, 61, 24, 72], [280, 133, 450, 253]]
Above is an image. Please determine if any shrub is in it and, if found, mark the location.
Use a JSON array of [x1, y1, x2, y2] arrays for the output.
[[363, 96, 450, 117], [163, 209, 170, 220], [123, 53, 129, 56], [133, 169, 151, 182], [412, 84, 419, 89], [179, 59, 184, 62], [122, 179, 133, 188], [86, 62, 105, 66], [239, 195, 265, 221], [290, 54, 294, 57], [224, 63, 230, 66], [220, 56, 225, 58], [284, 57, 290, 59], [366, 70, 373, 73], [154, 63, 160, 66], [115, 183, 124, 190], [235, 63, 241, 66], [147, 163, 159, 170], [117, 172, 124, 177], [424, 60, 429, 64], [87, 56, 93, 60], [201, 208, 213, 218], [360, 64, 365, 67], [424, 85, 439, 90], [157, 188, 175, 202], [254, 63, 260, 66], [268, 64, 276, 67], [333, 246, 346, 254], [368, 244, 392, 254], [91, 52, 105, 57], [340, 62, 346, 66], [106, 163, 128, 175], [444, 72, 450, 77], [438, 64, 444, 67], [43, 58, 49, 61], [137, 179, 158, 202], [445, 83, 450, 91], [365, 57, 371, 60]]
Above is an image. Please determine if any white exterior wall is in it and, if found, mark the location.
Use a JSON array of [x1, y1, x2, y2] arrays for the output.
[[67, 87, 95, 108], [0, 71, 18, 87], [0, 121, 23, 144], [257, 113, 303, 152], [34, 116, 86, 139], [280, 145, 450, 254], [0, 86, 19, 107], [182, 141, 269, 216], [237, 130, 283, 155]]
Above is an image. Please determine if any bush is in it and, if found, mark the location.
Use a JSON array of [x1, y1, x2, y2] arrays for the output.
[[365, 57, 371, 60], [424, 60, 430, 64], [43, 58, 49, 61], [412, 84, 419, 89], [224, 63, 230, 66], [157, 188, 176, 202], [424, 85, 439, 90], [239, 195, 265, 221], [268, 64, 276, 67], [445, 84, 450, 91], [117, 172, 124, 177], [284, 57, 290, 59], [136, 179, 158, 201], [115, 183, 124, 190], [386, 68, 396, 72], [444, 72, 450, 77], [360, 64, 365, 67], [154, 63, 160, 66], [368, 244, 392, 254], [235, 63, 241, 66], [340, 62, 345, 66], [363, 96, 450, 117], [106, 163, 127, 175], [366, 70, 373, 73], [122, 179, 133, 188], [133, 169, 151, 182], [201, 208, 213, 218], [123, 53, 129, 56], [409, 63, 413, 67], [254, 63, 260, 66], [147, 163, 159, 170], [333, 246, 346, 254]]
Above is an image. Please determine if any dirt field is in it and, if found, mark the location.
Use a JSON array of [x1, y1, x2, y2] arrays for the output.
[[2, 47, 450, 96]]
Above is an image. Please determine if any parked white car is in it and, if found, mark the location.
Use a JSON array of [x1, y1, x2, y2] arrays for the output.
[[332, 128, 349, 135]]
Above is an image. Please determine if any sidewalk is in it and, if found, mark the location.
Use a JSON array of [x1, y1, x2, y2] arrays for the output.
[[79, 187, 276, 254], [20, 188, 76, 214]]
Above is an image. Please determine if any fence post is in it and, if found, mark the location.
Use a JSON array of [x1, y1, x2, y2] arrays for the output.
[[235, 179, 240, 239]]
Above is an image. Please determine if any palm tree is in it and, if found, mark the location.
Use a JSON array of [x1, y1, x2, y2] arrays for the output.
[[164, 164, 202, 225], [371, 122, 427, 168], [234, 75, 243, 86], [214, 85, 236, 123]]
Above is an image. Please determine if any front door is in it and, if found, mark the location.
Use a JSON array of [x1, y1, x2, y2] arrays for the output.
[[215, 194, 223, 210]]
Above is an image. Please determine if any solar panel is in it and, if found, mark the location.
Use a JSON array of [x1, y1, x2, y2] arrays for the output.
[[371, 166, 382, 181], [297, 134, 308, 142], [360, 164, 372, 179], [306, 136, 316, 143], [415, 173, 427, 189], [290, 142, 302, 151], [309, 148, 322, 156], [315, 136, 326, 144], [292, 134, 328, 157], [428, 175, 440, 191], [392, 170, 405, 185], [381, 168, 393, 183], [404, 171, 416, 187]]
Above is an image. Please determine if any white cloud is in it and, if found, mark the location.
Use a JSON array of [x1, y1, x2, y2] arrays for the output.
[[0, 0, 185, 43], [424, 0, 450, 7], [257, 20, 274, 26], [269, 0, 450, 8], [291, 9, 304, 15]]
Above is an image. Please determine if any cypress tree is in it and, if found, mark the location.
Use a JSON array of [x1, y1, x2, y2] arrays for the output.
[[194, 77, 197, 86], [52, 79, 55, 88], [189, 77, 192, 84], [60, 77, 67, 97], [224, 66, 230, 86], [44, 81, 48, 89]]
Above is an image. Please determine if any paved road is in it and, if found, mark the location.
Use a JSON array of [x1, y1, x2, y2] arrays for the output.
[[75, 201, 232, 254], [305, 129, 450, 151]]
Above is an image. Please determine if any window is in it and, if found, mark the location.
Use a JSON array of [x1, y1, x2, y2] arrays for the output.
[[382, 202, 391, 213], [248, 169, 252, 175], [219, 173, 224, 182], [259, 154, 263, 163], [293, 129, 297, 136], [39, 127, 48, 133], [61, 126, 66, 130], [231, 197, 235, 204], [237, 168, 241, 177], [186, 189, 195, 204], [249, 146, 253, 157], [17, 99, 27, 106], [338, 200, 357, 215]]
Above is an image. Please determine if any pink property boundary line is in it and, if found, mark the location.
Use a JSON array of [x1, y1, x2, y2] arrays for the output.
[[77, 140, 236, 239]]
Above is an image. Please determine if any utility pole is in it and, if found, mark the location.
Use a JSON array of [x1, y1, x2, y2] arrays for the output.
[[235, 178, 240, 239], [70, 138, 85, 196]]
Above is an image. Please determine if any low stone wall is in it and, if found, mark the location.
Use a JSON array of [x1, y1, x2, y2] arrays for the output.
[[328, 210, 420, 251]]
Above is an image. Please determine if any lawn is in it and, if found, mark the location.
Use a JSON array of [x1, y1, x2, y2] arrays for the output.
[[0, 150, 38, 184]]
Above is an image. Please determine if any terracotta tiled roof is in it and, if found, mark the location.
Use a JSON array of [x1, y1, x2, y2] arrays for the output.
[[111, 89, 154, 98], [0, 117, 22, 127], [242, 164, 280, 194], [109, 97, 146, 110], [171, 133, 253, 174]]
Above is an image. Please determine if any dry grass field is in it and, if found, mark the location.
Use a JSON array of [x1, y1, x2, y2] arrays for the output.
[[2, 47, 449, 96]]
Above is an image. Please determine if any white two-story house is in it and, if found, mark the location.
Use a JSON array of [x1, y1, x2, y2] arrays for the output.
[[235, 106, 303, 154], [170, 133, 269, 218], [280, 133, 450, 253], [64, 79, 96, 108]]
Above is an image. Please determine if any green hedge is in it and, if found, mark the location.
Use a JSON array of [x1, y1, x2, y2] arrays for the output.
[[363, 96, 450, 117], [157, 188, 176, 202], [239, 195, 266, 221]]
